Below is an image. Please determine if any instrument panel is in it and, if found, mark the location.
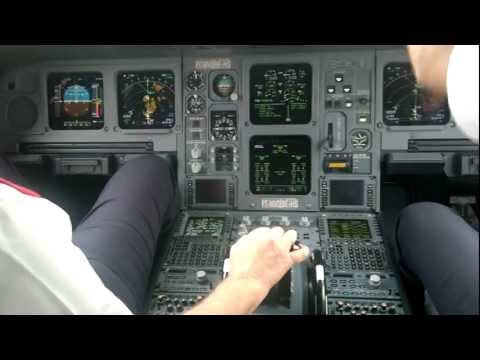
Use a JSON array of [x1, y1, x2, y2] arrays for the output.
[[4, 47, 476, 316], [250, 135, 311, 195]]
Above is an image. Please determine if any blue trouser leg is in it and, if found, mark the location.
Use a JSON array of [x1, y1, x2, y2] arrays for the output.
[[395, 202, 479, 314], [71, 155, 179, 314]]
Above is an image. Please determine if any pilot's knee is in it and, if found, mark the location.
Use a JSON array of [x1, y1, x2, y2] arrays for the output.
[[396, 202, 452, 248], [120, 155, 172, 178], [400, 202, 451, 224]]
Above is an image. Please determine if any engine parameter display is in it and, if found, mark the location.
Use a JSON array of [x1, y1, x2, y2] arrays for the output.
[[184, 217, 225, 237], [118, 71, 175, 129], [250, 63, 312, 124], [328, 219, 371, 240], [383, 63, 450, 126], [250, 135, 311, 195], [48, 72, 104, 130]]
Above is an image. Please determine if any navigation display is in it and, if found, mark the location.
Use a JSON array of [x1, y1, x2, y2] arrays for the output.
[[328, 219, 371, 240], [250, 63, 312, 124], [48, 72, 104, 130], [118, 71, 175, 129], [250, 135, 311, 195], [383, 63, 450, 126]]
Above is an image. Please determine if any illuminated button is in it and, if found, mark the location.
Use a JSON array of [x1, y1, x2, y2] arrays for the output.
[[345, 101, 353, 108], [327, 86, 336, 94], [191, 162, 203, 174], [358, 115, 369, 124], [335, 74, 344, 83], [343, 85, 352, 93]]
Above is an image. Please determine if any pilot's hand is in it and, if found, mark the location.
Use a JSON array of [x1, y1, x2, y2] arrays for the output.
[[407, 45, 454, 101], [229, 227, 310, 295]]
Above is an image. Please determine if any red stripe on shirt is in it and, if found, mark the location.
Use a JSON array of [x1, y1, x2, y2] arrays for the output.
[[0, 177, 41, 197]]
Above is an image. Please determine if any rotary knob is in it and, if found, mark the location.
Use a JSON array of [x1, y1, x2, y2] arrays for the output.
[[280, 216, 290, 227], [242, 216, 252, 226], [369, 274, 382, 288], [299, 216, 311, 227], [260, 216, 271, 226], [237, 224, 249, 237], [196, 270, 208, 284]]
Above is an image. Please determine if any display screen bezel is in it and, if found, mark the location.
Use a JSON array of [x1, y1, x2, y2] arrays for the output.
[[117, 70, 176, 130], [249, 63, 313, 125], [327, 219, 372, 240], [194, 179, 229, 205], [47, 72, 105, 130], [382, 62, 450, 126], [250, 135, 312, 196], [329, 180, 365, 206]]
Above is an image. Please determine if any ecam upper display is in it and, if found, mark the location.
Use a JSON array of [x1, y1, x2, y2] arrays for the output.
[[250, 63, 312, 125]]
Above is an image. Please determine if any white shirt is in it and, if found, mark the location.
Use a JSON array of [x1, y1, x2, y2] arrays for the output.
[[0, 181, 132, 315], [447, 45, 479, 143]]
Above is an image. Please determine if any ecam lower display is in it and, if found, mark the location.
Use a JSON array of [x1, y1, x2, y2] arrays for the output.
[[250, 135, 311, 195]]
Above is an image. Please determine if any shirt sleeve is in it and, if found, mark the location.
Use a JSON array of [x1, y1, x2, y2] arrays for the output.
[[447, 45, 479, 143], [0, 184, 133, 315]]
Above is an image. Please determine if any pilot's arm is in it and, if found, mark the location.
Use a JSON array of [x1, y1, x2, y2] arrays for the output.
[[186, 227, 309, 315], [408, 45, 479, 142]]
